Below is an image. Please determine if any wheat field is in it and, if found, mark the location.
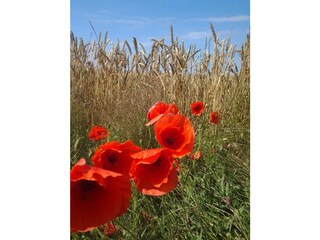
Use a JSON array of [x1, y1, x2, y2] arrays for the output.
[[71, 24, 250, 239]]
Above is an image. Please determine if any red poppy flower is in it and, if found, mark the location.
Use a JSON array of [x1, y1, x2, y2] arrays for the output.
[[154, 114, 194, 158], [146, 102, 179, 126], [190, 151, 202, 160], [70, 159, 131, 233], [92, 140, 142, 177], [210, 111, 220, 124], [130, 148, 178, 196], [88, 126, 108, 140], [190, 102, 205, 116]]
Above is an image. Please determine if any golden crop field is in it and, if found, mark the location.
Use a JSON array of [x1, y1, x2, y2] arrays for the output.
[[71, 24, 250, 239]]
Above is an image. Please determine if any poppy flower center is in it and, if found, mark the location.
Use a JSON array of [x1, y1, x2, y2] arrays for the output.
[[108, 153, 118, 164], [101, 150, 119, 166], [166, 137, 175, 145], [77, 180, 99, 200], [160, 127, 185, 150]]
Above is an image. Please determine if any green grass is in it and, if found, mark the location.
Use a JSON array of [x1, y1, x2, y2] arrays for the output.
[[71, 119, 249, 240]]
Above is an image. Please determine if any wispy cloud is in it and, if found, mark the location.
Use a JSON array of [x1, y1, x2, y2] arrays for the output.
[[92, 18, 153, 27], [113, 18, 153, 26], [180, 29, 249, 41], [181, 31, 211, 40], [185, 15, 250, 23], [90, 15, 249, 27], [98, 10, 111, 14], [91, 17, 176, 28]]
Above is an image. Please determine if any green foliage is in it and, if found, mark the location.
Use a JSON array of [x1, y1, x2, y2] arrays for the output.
[[71, 122, 250, 239]]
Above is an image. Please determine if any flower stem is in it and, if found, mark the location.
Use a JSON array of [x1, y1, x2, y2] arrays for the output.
[[115, 220, 140, 240], [95, 227, 106, 239], [197, 123, 202, 151], [147, 125, 152, 148]]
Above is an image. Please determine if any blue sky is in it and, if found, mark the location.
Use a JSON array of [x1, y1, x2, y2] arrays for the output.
[[71, 0, 250, 53]]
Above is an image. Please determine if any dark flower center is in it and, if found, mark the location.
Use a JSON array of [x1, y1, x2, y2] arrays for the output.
[[108, 153, 118, 164], [166, 137, 175, 145], [160, 127, 185, 150], [78, 180, 98, 200]]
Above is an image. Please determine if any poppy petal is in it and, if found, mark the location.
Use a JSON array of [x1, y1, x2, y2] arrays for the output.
[[154, 114, 194, 158], [92, 140, 141, 177], [190, 102, 205, 117], [70, 159, 131, 233], [210, 111, 220, 124], [141, 167, 178, 196], [88, 126, 108, 140], [130, 148, 177, 196], [146, 102, 179, 125]]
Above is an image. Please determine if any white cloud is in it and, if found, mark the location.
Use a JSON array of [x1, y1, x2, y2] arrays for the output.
[[92, 17, 154, 27], [90, 15, 249, 28], [187, 15, 250, 23], [180, 29, 250, 41], [181, 31, 211, 40], [99, 10, 111, 14], [114, 19, 153, 26]]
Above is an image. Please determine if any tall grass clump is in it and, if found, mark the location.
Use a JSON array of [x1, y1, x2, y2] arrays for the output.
[[71, 24, 250, 239]]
